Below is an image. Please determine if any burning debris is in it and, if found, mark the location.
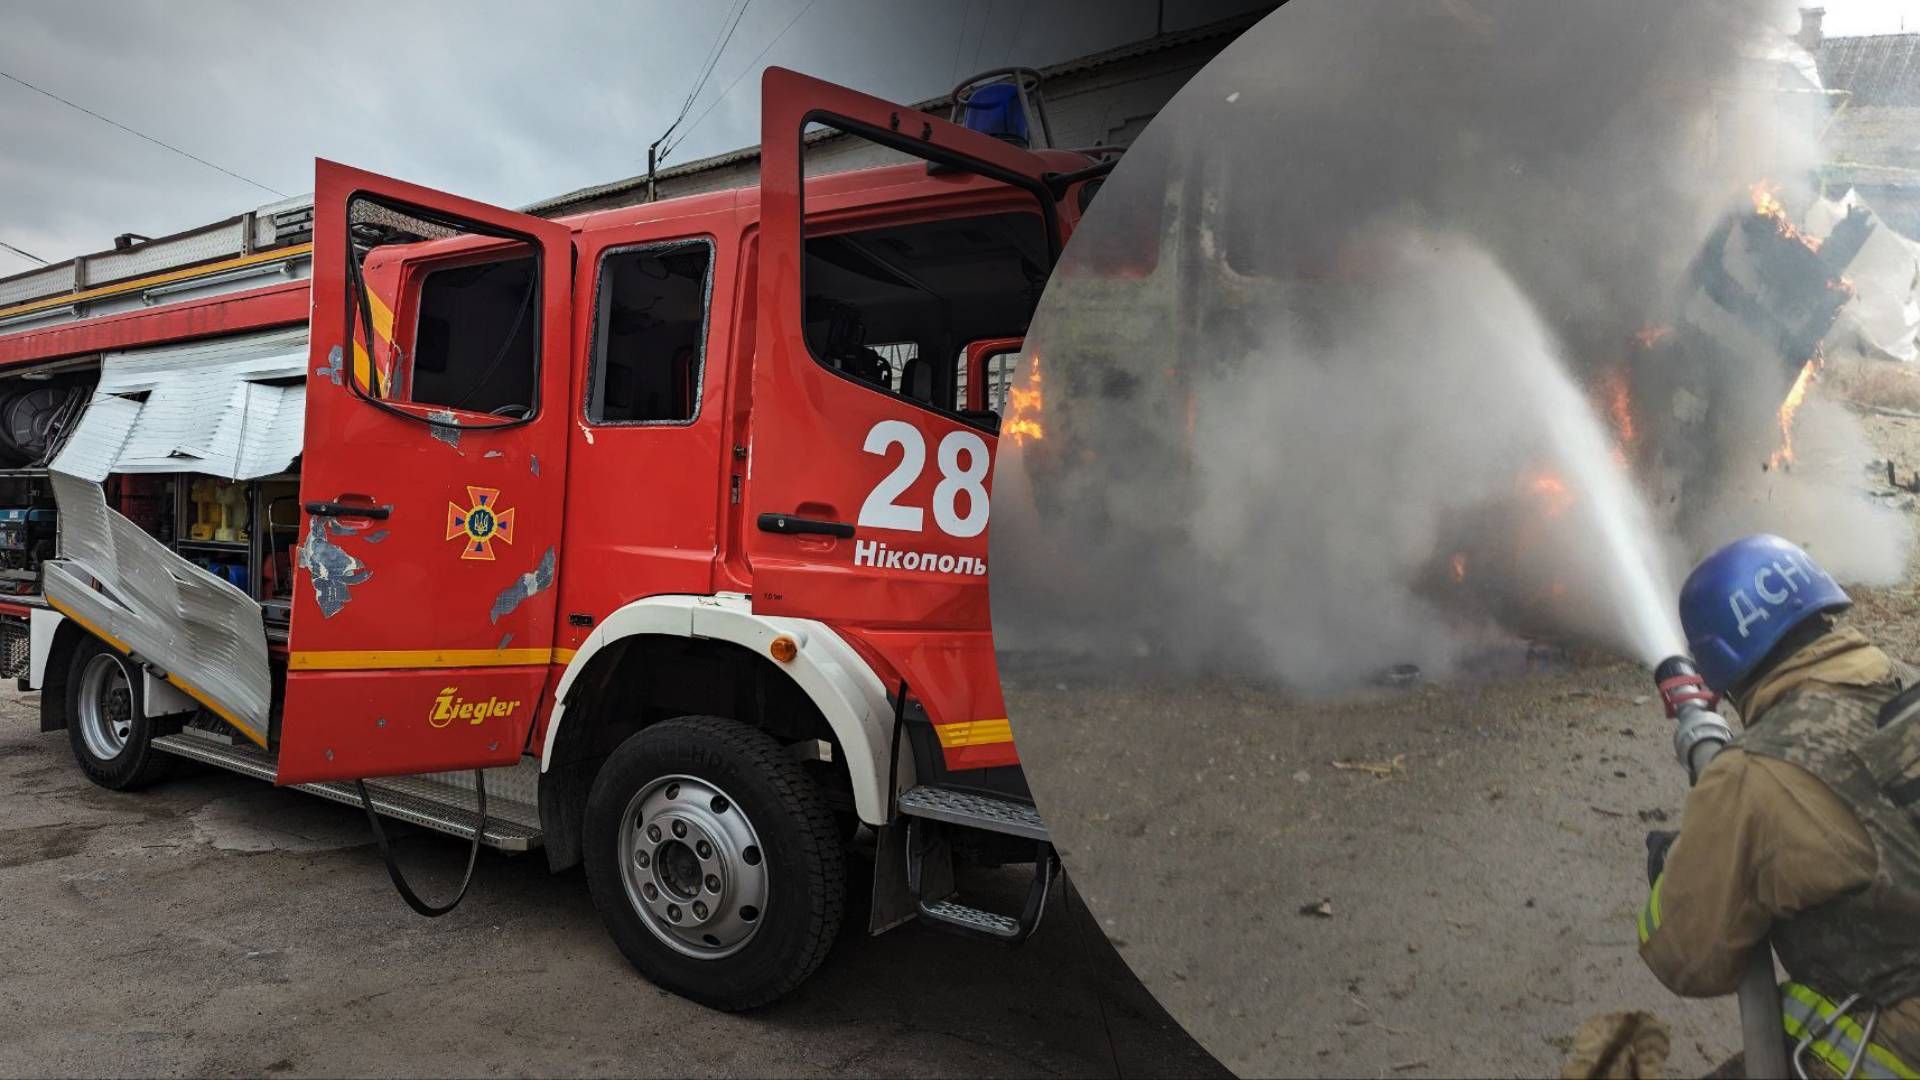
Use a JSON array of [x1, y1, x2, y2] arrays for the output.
[[1001, 354, 1045, 445], [1625, 180, 1868, 500], [997, 0, 1915, 696], [1766, 355, 1821, 471], [1750, 180, 1822, 251]]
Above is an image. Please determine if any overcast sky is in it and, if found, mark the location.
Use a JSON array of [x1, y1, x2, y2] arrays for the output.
[[6, 0, 1916, 277], [0, 0, 1267, 272], [1812, 0, 1920, 32]]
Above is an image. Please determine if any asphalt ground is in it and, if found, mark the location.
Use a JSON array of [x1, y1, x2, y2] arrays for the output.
[[0, 689, 1222, 1078]]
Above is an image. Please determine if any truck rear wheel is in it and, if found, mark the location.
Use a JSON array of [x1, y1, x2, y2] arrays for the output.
[[65, 636, 173, 791], [583, 715, 845, 1010]]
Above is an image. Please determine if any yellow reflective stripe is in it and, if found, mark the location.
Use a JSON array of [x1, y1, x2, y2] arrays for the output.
[[290, 647, 564, 671], [350, 288, 395, 396], [1637, 873, 1665, 944], [365, 287, 393, 341], [1781, 983, 1919, 1080], [933, 718, 1014, 748], [0, 242, 314, 321]]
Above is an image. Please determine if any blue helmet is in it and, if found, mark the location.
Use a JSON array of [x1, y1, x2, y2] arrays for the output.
[[1678, 534, 1850, 692]]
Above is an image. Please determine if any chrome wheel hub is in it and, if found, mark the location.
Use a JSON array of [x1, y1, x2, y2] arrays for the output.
[[77, 652, 134, 762], [619, 774, 768, 960]]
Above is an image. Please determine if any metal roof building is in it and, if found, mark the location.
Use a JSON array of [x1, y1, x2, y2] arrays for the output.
[[0, 7, 1275, 329], [524, 8, 1274, 217]]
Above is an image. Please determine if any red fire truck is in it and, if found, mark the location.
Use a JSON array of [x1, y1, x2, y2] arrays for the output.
[[0, 69, 1099, 1009]]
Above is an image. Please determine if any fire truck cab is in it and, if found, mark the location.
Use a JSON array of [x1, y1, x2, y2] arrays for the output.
[[0, 70, 1098, 1009]]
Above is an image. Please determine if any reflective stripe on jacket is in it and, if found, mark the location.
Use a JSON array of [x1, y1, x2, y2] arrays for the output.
[[1781, 982, 1919, 1079]]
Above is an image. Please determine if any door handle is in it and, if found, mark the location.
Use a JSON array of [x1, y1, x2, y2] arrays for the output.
[[305, 500, 392, 520], [757, 513, 854, 539]]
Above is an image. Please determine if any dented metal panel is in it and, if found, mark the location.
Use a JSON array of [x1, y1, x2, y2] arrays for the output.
[[52, 327, 308, 481], [41, 473, 272, 745]]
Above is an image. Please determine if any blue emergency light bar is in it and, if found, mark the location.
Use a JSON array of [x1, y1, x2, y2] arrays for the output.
[[962, 82, 1031, 148]]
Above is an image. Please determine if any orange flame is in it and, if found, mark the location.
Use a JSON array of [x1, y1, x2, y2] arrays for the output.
[[1450, 552, 1468, 583], [1002, 354, 1045, 445], [1526, 471, 1575, 518], [1601, 366, 1636, 450], [1766, 356, 1820, 471], [1750, 180, 1822, 252], [1633, 323, 1674, 350]]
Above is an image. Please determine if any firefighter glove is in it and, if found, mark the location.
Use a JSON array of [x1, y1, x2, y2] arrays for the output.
[[1645, 829, 1678, 886]]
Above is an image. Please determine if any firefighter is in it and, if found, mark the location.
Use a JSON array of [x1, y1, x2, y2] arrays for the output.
[[1639, 534, 1920, 1077]]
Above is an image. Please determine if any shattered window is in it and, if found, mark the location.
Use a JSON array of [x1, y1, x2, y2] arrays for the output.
[[802, 212, 1049, 419], [345, 194, 542, 423], [409, 255, 538, 418], [587, 240, 713, 424]]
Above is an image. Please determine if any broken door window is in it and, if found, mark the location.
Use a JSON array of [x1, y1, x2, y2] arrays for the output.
[[798, 123, 1053, 427], [586, 239, 713, 424], [345, 195, 541, 423]]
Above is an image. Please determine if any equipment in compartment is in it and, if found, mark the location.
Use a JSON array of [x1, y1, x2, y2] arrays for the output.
[[168, 473, 299, 613], [0, 383, 86, 466], [0, 473, 57, 594]]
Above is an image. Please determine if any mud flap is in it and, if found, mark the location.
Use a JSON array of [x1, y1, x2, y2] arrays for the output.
[[869, 821, 954, 934]]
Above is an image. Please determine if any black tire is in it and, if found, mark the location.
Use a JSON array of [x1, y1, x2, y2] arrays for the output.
[[64, 635, 174, 791], [583, 715, 845, 1010]]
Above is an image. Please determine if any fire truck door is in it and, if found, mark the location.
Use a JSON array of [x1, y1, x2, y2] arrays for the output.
[[748, 68, 1058, 631], [279, 161, 573, 786]]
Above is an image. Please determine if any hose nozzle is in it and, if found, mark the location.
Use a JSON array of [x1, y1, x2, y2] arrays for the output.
[[1654, 655, 1718, 719], [1653, 655, 1735, 783]]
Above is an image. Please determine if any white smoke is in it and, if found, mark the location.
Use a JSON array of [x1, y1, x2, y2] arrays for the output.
[[991, 0, 1904, 688]]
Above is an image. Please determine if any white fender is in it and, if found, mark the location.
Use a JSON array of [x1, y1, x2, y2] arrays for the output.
[[28, 606, 62, 689], [542, 594, 902, 824]]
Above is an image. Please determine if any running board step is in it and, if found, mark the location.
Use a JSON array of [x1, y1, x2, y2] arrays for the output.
[[899, 783, 1056, 944], [151, 732, 543, 852], [920, 899, 1023, 938], [896, 784, 1049, 841]]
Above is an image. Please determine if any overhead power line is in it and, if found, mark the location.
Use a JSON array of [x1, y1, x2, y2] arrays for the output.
[[0, 240, 48, 266], [651, 0, 752, 168], [0, 69, 287, 198], [662, 0, 819, 161], [680, 1, 751, 128]]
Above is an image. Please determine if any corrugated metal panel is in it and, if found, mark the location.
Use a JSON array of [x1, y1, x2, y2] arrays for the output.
[[1820, 33, 1920, 106], [0, 194, 313, 309], [43, 472, 272, 744], [0, 263, 80, 308], [83, 218, 250, 287], [51, 327, 308, 481]]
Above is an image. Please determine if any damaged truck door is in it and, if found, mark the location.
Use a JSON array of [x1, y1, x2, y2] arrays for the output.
[[279, 162, 574, 785]]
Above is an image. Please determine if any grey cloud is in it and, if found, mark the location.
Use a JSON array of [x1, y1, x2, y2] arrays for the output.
[[1, 0, 1266, 269]]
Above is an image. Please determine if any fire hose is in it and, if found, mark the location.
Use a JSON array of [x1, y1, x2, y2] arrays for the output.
[[355, 771, 486, 918], [1655, 656, 1790, 1079]]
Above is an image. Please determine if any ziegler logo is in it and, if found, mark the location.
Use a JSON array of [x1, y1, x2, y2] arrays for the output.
[[429, 687, 523, 728]]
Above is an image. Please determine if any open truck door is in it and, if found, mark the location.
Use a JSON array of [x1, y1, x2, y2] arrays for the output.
[[280, 162, 573, 785], [746, 68, 1060, 630], [745, 68, 1065, 772]]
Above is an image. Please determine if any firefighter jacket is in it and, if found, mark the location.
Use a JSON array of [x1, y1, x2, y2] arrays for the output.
[[1636, 626, 1920, 1075]]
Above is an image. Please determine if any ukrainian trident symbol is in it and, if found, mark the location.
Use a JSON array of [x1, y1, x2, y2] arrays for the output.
[[445, 486, 516, 561]]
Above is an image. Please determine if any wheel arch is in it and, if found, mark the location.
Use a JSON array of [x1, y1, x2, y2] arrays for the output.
[[32, 608, 85, 733], [538, 595, 898, 873]]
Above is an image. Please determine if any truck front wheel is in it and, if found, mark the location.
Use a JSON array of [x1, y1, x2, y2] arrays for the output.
[[64, 636, 173, 790], [583, 715, 846, 1010]]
